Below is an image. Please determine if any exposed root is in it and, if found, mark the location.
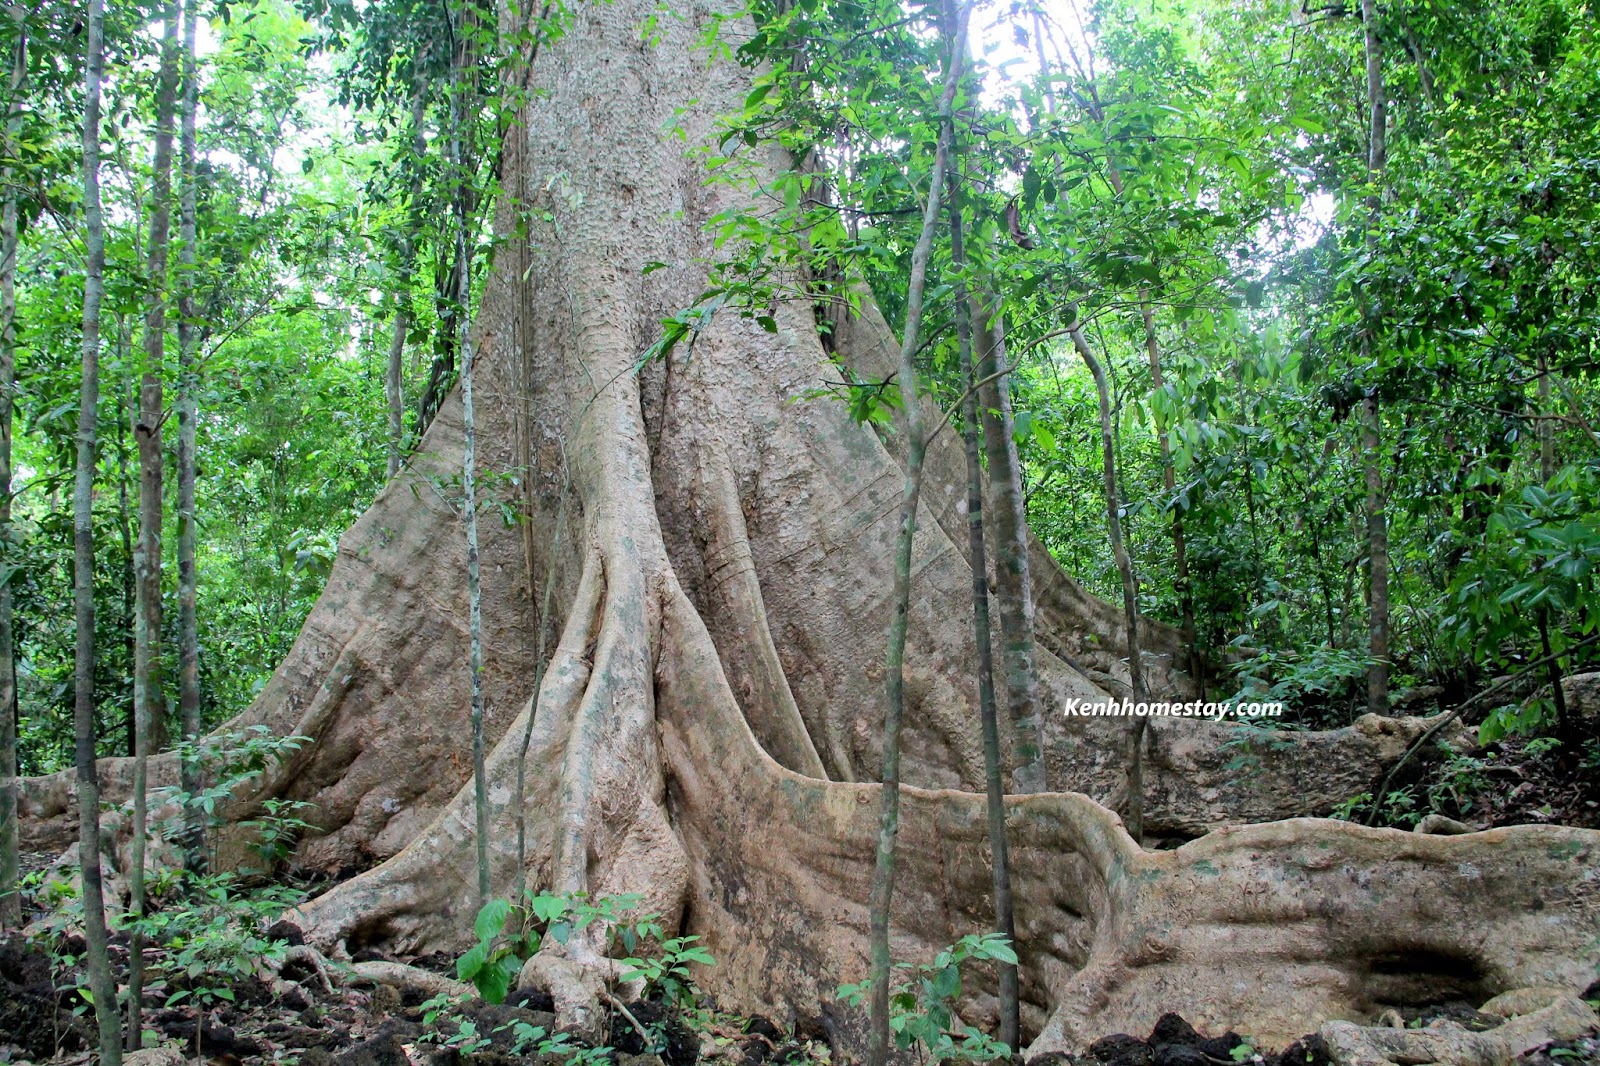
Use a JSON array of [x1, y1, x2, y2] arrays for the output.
[[1319, 994, 1599, 1065], [516, 949, 643, 1040], [267, 944, 336, 994], [349, 960, 472, 999]]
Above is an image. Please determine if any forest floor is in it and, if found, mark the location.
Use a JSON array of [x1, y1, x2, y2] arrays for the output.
[[2, 922, 1598, 1066], [1376, 731, 1600, 831], [4, 722, 1599, 1066]]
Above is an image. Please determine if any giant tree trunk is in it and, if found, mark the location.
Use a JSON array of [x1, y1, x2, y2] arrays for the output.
[[20, 0, 1600, 1055]]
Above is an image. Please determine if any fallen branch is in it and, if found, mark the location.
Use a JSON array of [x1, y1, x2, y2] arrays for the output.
[[601, 990, 654, 1047]]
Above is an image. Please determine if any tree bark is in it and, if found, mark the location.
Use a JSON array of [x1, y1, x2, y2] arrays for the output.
[[75, 0, 124, 1058], [175, 0, 203, 873], [1069, 327, 1148, 841], [0, 18, 26, 932], [866, 12, 966, 1061], [949, 170, 1019, 1055], [971, 309, 1047, 794], [128, 2, 182, 1037], [1360, 0, 1390, 716]]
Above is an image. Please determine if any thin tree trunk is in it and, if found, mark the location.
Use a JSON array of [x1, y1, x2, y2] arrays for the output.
[[1069, 327, 1147, 841], [385, 96, 427, 478], [1536, 610, 1569, 737], [867, 10, 967, 1064], [76, 0, 124, 1058], [948, 170, 1018, 1055], [128, 4, 181, 1038], [175, 0, 203, 875], [1361, 0, 1390, 716], [514, 494, 566, 900], [450, 11, 490, 909], [971, 310, 1047, 794], [385, 313, 407, 478], [116, 361, 134, 757], [1053, 60, 1199, 705], [1534, 356, 1566, 736], [1139, 300, 1197, 684], [1537, 354, 1554, 482], [0, 19, 25, 933]]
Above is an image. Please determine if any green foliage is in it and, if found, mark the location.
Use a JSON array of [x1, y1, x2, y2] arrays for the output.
[[1329, 789, 1421, 829], [139, 875, 299, 1010], [837, 934, 1017, 1064], [496, 1018, 612, 1066], [619, 933, 716, 1012], [456, 897, 533, 1004], [417, 995, 493, 1054], [1225, 645, 1372, 727], [152, 726, 314, 876], [454, 890, 666, 1005]]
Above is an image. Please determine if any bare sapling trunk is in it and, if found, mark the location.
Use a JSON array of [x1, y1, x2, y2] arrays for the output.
[[450, 4, 491, 909], [386, 94, 428, 479], [385, 299, 408, 478], [867, 10, 969, 1064], [948, 170, 1019, 1054], [76, 1, 125, 1058], [176, 0, 203, 874], [1139, 301, 1196, 685], [1538, 354, 1554, 483], [1534, 358, 1565, 732], [514, 484, 566, 900], [1070, 328, 1148, 840], [1360, 0, 1389, 716], [128, 2, 182, 1038], [972, 309, 1048, 794], [0, 18, 26, 932]]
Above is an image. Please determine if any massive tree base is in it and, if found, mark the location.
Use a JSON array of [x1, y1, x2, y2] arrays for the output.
[[18, 0, 1600, 1055]]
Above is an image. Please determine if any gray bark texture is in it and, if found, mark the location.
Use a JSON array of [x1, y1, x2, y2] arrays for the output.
[[74, 0, 124, 1059], [175, 0, 204, 873], [18, 0, 1600, 1055], [0, 16, 25, 932]]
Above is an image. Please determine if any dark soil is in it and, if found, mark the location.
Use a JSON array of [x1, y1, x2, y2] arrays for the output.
[[0, 933, 95, 1060], [1368, 731, 1600, 832]]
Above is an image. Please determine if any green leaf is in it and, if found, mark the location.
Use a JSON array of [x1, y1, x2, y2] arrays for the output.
[[476, 898, 513, 942], [478, 955, 520, 1004], [458, 942, 489, 981], [529, 894, 568, 923], [745, 82, 774, 111]]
